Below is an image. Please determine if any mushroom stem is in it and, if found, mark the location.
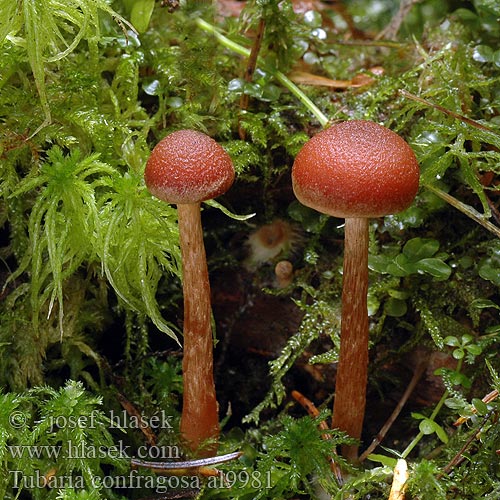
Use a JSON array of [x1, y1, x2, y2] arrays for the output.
[[177, 202, 219, 456], [332, 216, 369, 461]]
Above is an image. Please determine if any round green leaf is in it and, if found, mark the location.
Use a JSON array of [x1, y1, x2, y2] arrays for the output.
[[450, 372, 471, 388], [419, 419, 435, 435], [388, 289, 411, 300], [403, 238, 439, 261], [493, 50, 500, 68], [303, 10, 322, 28], [479, 262, 500, 286], [384, 297, 407, 317], [465, 344, 482, 356], [261, 84, 281, 102], [472, 44, 494, 62], [472, 398, 489, 416], [228, 78, 245, 92], [444, 336, 460, 347], [368, 254, 390, 273], [416, 258, 452, 279], [386, 253, 416, 276]]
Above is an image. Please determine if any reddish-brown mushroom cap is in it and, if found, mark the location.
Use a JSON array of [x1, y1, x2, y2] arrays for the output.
[[292, 120, 420, 218], [145, 129, 235, 204]]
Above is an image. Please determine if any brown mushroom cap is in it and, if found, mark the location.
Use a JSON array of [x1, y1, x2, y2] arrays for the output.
[[292, 120, 420, 218], [145, 129, 235, 204]]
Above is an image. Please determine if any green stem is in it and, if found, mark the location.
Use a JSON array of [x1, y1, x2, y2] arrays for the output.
[[195, 17, 329, 127], [273, 72, 329, 127], [423, 182, 500, 239], [196, 18, 251, 58], [401, 358, 463, 459]]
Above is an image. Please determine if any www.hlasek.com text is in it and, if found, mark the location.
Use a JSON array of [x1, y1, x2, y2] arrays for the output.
[[8, 440, 180, 461]]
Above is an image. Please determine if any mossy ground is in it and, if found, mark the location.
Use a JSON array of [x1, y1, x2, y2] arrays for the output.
[[0, 0, 499, 498]]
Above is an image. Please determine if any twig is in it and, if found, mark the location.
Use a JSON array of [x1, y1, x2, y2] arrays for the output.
[[453, 389, 498, 427], [399, 90, 500, 135], [359, 357, 427, 462], [117, 393, 157, 446], [239, 17, 266, 140], [377, 0, 423, 41], [439, 411, 493, 478], [423, 183, 500, 240]]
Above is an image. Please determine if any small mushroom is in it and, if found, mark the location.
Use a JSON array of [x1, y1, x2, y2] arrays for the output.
[[274, 260, 294, 288], [145, 129, 235, 456], [292, 120, 419, 460]]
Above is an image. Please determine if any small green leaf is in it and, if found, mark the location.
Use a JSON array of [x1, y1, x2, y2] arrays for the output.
[[432, 422, 449, 444], [403, 238, 439, 261], [452, 348, 465, 360], [444, 335, 460, 347], [450, 372, 472, 388], [367, 454, 398, 467], [465, 344, 482, 356], [386, 253, 414, 276], [419, 418, 435, 435], [131, 0, 155, 33], [228, 78, 245, 92], [303, 10, 323, 28], [470, 298, 500, 310], [387, 289, 411, 300], [444, 398, 467, 410], [472, 44, 494, 62], [384, 297, 407, 317], [472, 398, 489, 416], [204, 199, 255, 221], [461, 334, 473, 345], [416, 258, 452, 279], [368, 254, 390, 273], [494, 50, 500, 68], [261, 83, 281, 102], [479, 262, 500, 286]]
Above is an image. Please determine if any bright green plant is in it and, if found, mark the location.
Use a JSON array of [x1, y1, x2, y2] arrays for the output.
[[0, 0, 133, 134], [99, 171, 181, 339], [7, 147, 115, 335], [0, 381, 124, 500], [1, 0, 500, 498]]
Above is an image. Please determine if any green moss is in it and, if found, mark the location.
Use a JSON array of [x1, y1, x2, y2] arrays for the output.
[[1, 0, 500, 497]]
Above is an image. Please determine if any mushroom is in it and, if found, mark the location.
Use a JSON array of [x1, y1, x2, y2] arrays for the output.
[[275, 260, 294, 288], [145, 129, 235, 456], [292, 120, 419, 460]]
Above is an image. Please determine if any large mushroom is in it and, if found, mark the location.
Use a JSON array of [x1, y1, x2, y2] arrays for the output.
[[145, 129, 235, 456], [292, 120, 420, 460]]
